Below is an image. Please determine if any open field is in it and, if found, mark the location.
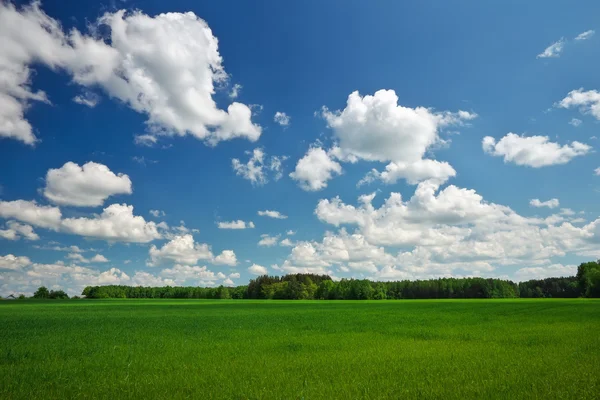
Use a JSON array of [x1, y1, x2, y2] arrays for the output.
[[1, 299, 599, 399]]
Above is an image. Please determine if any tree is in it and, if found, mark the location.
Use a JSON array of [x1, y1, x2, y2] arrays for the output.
[[33, 286, 49, 299]]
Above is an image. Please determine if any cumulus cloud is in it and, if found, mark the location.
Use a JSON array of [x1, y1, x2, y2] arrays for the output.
[[0, 254, 31, 270], [290, 90, 474, 190], [67, 253, 109, 263], [213, 250, 238, 266], [134, 134, 158, 147], [359, 159, 456, 186], [289, 147, 342, 191], [595, 167, 600, 176], [44, 162, 132, 207], [0, 2, 261, 145], [569, 118, 582, 127], [274, 111, 290, 127], [148, 234, 213, 266], [229, 84, 242, 99], [61, 204, 161, 243], [557, 88, 600, 120], [537, 38, 565, 58], [258, 234, 280, 247], [575, 30, 595, 41], [311, 180, 600, 276], [248, 263, 267, 275], [0, 221, 39, 240], [279, 238, 294, 247], [321, 90, 474, 164], [257, 210, 287, 219], [482, 133, 591, 167], [148, 234, 236, 267], [530, 198, 560, 209], [515, 264, 577, 281], [232, 148, 287, 185], [217, 220, 255, 229], [149, 209, 165, 218], [73, 91, 100, 107], [0, 200, 62, 230]]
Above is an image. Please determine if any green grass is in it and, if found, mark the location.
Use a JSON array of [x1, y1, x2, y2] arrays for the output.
[[1, 299, 599, 399]]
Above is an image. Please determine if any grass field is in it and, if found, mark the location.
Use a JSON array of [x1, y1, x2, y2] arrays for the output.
[[1, 299, 599, 399]]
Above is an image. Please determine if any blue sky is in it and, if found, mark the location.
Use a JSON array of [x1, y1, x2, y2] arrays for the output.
[[1, 0, 600, 295]]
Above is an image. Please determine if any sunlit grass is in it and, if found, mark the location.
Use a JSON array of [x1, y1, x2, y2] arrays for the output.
[[1, 299, 599, 399]]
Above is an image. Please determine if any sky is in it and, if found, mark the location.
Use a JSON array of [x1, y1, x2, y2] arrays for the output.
[[1, 0, 600, 296]]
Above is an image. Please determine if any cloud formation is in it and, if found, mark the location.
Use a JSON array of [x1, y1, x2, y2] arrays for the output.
[[483, 133, 591, 167]]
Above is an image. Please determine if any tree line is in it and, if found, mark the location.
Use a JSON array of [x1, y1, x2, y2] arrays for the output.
[[22, 260, 600, 300]]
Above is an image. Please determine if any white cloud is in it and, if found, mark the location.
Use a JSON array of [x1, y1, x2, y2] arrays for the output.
[[274, 111, 291, 127], [322, 90, 475, 164], [276, 230, 392, 275], [313, 180, 600, 274], [304, 90, 475, 188], [248, 263, 267, 275], [149, 209, 165, 218], [147, 234, 235, 267], [90, 254, 109, 263], [359, 159, 456, 186], [286, 230, 296, 236], [229, 84, 242, 99], [66, 253, 110, 264], [514, 264, 577, 281], [232, 148, 287, 185], [160, 264, 218, 285], [258, 234, 280, 247], [537, 38, 565, 58], [569, 118, 582, 127], [33, 244, 87, 253], [0, 254, 31, 270], [289, 147, 342, 191], [229, 272, 240, 279], [61, 204, 161, 243], [217, 220, 255, 229], [483, 133, 591, 167], [0, 1, 68, 145], [257, 210, 287, 219], [0, 3, 261, 146], [148, 234, 213, 266], [134, 134, 158, 147], [530, 198, 560, 209], [44, 162, 132, 207], [0, 221, 39, 240], [280, 238, 294, 247], [575, 30, 595, 41], [558, 88, 600, 120], [73, 91, 100, 107], [66, 253, 88, 263], [213, 250, 238, 266], [0, 200, 62, 230], [595, 167, 600, 176]]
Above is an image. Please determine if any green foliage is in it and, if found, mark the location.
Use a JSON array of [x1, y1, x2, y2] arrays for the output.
[[33, 287, 70, 300], [33, 286, 49, 299], [577, 260, 600, 297], [80, 274, 523, 300], [519, 277, 580, 298], [0, 299, 599, 399]]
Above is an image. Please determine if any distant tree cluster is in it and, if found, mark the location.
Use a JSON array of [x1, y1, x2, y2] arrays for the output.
[[19, 261, 600, 301], [33, 286, 69, 299]]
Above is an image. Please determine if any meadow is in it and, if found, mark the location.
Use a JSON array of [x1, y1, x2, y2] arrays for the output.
[[1, 299, 599, 399]]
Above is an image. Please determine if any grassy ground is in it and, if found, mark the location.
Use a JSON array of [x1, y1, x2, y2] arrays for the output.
[[0, 299, 599, 399]]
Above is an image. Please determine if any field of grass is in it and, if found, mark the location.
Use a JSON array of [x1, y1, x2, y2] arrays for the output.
[[1, 299, 599, 399]]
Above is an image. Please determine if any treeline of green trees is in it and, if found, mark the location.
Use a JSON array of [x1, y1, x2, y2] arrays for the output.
[[22, 261, 600, 300]]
